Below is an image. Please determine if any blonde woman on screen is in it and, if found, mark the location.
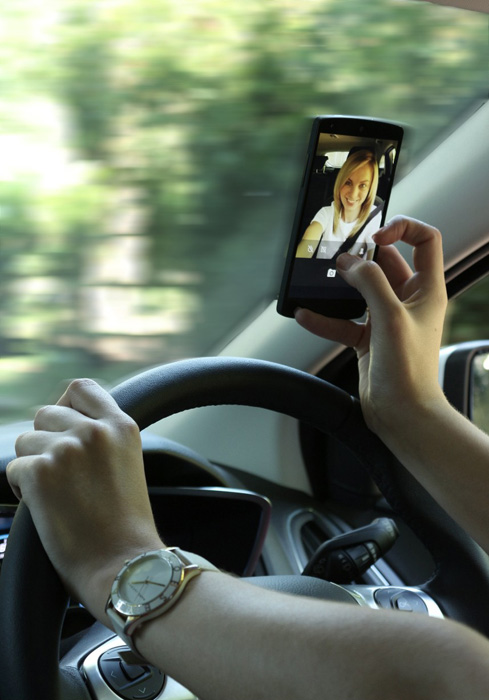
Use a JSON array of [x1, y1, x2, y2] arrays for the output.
[[296, 149, 381, 260]]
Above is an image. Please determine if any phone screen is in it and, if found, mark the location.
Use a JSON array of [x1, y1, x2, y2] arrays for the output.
[[277, 116, 403, 319]]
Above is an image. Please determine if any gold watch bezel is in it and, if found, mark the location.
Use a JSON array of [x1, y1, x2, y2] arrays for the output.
[[110, 549, 185, 619]]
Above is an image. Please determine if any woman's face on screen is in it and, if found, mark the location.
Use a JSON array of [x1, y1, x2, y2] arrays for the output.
[[339, 163, 372, 222]]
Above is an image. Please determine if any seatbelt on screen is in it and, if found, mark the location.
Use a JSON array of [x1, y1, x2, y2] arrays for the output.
[[331, 203, 383, 260]]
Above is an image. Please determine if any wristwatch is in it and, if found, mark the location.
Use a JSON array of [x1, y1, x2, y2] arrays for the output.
[[106, 547, 219, 658]]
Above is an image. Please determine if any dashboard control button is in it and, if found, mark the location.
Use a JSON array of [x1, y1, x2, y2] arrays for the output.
[[374, 588, 429, 615], [373, 587, 394, 609], [99, 646, 165, 700], [392, 591, 428, 614]]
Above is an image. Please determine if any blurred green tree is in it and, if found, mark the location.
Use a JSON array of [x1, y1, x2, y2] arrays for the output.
[[0, 0, 487, 417]]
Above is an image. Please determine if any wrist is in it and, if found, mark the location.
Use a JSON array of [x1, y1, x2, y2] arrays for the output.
[[368, 387, 450, 454], [80, 540, 167, 625], [105, 547, 220, 663]]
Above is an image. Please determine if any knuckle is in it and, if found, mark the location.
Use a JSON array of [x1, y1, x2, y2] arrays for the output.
[[14, 430, 37, 457], [19, 453, 53, 481], [430, 225, 442, 243], [107, 406, 140, 434], [389, 214, 406, 226], [74, 412, 138, 450], [33, 405, 51, 429], [81, 415, 131, 445], [51, 435, 88, 469], [109, 413, 141, 448], [413, 217, 441, 242], [34, 453, 55, 476], [118, 413, 139, 435], [80, 420, 110, 447], [5, 459, 16, 480], [384, 214, 409, 232], [68, 377, 96, 394], [30, 455, 60, 496], [355, 259, 380, 281], [14, 432, 28, 455]]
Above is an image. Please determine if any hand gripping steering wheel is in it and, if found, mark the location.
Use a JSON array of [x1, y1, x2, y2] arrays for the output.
[[0, 357, 488, 699]]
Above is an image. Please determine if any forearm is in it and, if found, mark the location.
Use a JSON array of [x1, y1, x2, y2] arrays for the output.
[[130, 571, 489, 700], [377, 394, 489, 554], [83, 549, 476, 700]]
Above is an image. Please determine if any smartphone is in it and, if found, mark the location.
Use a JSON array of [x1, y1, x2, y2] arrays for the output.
[[277, 115, 403, 319]]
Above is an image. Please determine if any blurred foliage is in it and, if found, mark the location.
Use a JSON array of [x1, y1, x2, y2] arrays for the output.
[[0, 0, 488, 420]]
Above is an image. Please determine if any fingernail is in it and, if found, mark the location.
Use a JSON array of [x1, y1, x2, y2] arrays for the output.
[[336, 253, 357, 271]]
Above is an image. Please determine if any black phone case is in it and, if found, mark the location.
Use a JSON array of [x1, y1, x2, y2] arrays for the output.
[[277, 115, 403, 320]]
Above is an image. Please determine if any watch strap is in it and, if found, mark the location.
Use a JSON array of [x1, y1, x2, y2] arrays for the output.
[[107, 547, 219, 661], [106, 608, 142, 659], [167, 547, 220, 572]]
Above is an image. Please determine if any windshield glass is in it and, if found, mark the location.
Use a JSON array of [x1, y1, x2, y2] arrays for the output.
[[1, 0, 487, 423]]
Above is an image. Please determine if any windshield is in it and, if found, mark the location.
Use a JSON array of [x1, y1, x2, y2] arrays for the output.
[[1, 0, 487, 423]]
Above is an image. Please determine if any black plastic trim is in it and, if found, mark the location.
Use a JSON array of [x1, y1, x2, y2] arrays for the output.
[[445, 242, 489, 299]]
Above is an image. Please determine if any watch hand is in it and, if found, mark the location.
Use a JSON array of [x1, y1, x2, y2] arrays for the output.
[[131, 580, 167, 588]]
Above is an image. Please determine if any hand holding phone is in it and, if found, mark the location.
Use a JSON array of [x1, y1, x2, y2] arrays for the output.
[[277, 116, 403, 319]]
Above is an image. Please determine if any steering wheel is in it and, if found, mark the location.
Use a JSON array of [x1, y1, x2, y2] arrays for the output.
[[1, 356, 489, 700]]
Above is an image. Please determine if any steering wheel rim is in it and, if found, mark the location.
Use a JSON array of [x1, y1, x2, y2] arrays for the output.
[[1, 356, 489, 700]]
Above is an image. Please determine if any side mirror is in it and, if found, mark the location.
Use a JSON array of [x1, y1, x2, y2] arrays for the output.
[[439, 340, 489, 432]]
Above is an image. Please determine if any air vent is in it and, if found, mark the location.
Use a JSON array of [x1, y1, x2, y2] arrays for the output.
[[287, 509, 342, 572], [301, 518, 331, 559]]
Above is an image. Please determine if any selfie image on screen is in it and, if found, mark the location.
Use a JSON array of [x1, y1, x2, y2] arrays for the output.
[[289, 131, 400, 297]]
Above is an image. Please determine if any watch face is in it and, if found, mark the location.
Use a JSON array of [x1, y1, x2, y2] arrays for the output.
[[112, 550, 183, 617]]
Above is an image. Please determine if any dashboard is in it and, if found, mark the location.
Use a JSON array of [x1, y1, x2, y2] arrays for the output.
[[147, 486, 271, 577], [0, 485, 270, 580], [0, 340, 486, 699]]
